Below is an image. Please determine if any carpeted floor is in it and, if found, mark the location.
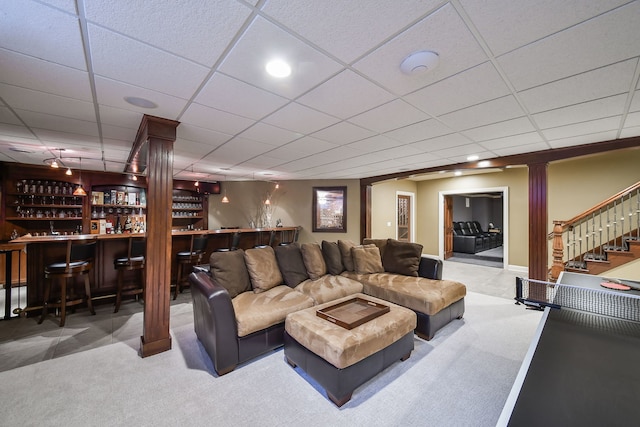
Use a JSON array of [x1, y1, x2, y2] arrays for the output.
[[0, 288, 541, 426], [449, 245, 504, 269]]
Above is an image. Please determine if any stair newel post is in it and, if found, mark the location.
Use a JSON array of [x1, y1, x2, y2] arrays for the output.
[[636, 188, 640, 241], [550, 221, 565, 281], [598, 208, 604, 259], [613, 199, 619, 250]]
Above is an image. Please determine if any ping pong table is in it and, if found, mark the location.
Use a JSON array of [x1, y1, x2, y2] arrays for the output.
[[497, 272, 640, 426]]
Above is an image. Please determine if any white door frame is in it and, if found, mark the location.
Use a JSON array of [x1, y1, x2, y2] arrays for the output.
[[438, 186, 509, 268], [396, 191, 416, 242]]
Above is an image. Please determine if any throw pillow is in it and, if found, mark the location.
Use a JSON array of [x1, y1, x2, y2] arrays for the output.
[[322, 241, 344, 275], [209, 249, 251, 298], [338, 240, 357, 271], [363, 238, 388, 259], [382, 239, 424, 277], [300, 242, 327, 280], [351, 244, 385, 274], [244, 246, 283, 293], [274, 243, 309, 288]]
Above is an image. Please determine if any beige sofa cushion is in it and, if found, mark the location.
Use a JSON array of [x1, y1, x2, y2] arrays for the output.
[[300, 242, 327, 280], [338, 240, 357, 271], [342, 272, 466, 316], [232, 285, 314, 337], [244, 246, 283, 293], [351, 244, 384, 274], [294, 274, 363, 305], [285, 293, 416, 369]]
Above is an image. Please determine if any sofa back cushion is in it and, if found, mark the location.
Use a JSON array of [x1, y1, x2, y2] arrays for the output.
[[244, 246, 283, 293], [382, 239, 423, 277], [351, 244, 385, 274], [274, 243, 309, 288], [362, 238, 388, 259], [300, 242, 327, 280], [321, 240, 344, 275], [338, 240, 357, 271], [209, 249, 252, 298]]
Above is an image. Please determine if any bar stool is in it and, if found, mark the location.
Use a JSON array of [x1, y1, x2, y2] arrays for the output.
[[174, 234, 208, 300], [39, 240, 96, 327], [255, 230, 276, 248], [216, 231, 240, 252], [279, 227, 300, 246], [113, 237, 146, 313]]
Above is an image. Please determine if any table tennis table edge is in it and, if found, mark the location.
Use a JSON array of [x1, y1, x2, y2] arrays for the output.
[[495, 306, 551, 427]]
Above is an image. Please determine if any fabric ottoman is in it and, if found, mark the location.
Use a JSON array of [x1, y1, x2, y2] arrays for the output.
[[284, 293, 417, 407]]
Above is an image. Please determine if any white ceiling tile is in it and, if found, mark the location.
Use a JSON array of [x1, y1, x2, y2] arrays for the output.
[[0, 106, 23, 126], [180, 103, 254, 135], [84, 0, 251, 67], [0, 1, 86, 69], [346, 135, 406, 152], [548, 131, 620, 149], [195, 73, 289, 120], [218, 16, 343, 99], [630, 90, 640, 112], [542, 117, 622, 140], [405, 61, 510, 116], [88, 25, 210, 98], [439, 96, 525, 131], [262, 0, 442, 63], [94, 77, 188, 120], [98, 105, 143, 130], [498, 1, 640, 91], [262, 103, 339, 134], [624, 111, 640, 128], [432, 143, 487, 159], [384, 119, 453, 144], [620, 126, 640, 139], [349, 99, 429, 133], [174, 138, 219, 157], [409, 133, 471, 153], [493, 142, 550, 156], [237, 123, 302, 146], [460, 0, 629, 56], [353, 3, 488, 95], [533, 94, 628, 129], [297, 70, 395, 119], [205, 137, 276, 164], [462, 117, 537, 142], [519, 61, 636, 114], [0, 49, 92, 101], [177, 124, 232, 148], [0, 84, 96, 122], [279, 136, 338, 156], [18, 110, 98, 137], [311, 121, 375, 144], [100, 124, 136, 143], [479, 132, 546, 151]]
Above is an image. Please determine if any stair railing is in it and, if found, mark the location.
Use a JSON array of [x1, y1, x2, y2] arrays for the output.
[[550, 181, 640, 281]]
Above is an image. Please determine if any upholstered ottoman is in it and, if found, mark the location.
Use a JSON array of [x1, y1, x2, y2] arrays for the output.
[[284, 293, 417, 407]]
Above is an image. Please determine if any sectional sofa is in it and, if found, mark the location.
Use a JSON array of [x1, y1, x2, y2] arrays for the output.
[[189, 238, 467, 376]]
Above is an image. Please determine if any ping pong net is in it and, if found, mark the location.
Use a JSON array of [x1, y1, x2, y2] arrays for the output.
[[515, 277, 640, 323]]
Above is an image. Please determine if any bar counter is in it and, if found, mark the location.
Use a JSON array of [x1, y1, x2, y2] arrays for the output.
[[11, 226, 299, 311]]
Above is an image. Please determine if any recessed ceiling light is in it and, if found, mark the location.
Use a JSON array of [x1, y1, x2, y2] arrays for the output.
[[454, 171, 463, 176], [467, 155, 479, 161], [124, 96, 158, 109], [266, 59, 291, 78], [478, 160, 490, 167]]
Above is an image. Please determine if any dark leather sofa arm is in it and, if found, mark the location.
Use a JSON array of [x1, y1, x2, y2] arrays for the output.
[[188, 271, 239, 376], [418, 255, 443, 280]]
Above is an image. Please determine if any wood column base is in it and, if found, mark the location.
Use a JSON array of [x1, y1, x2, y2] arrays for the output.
[[139, 335, 172, 358]]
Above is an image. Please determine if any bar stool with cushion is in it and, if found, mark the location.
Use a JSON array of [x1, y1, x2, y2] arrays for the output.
[[216, 231, 240, 252], [174, 234, 208, 300], [114, 237, 146, 313], [39, 240, 96, 327]]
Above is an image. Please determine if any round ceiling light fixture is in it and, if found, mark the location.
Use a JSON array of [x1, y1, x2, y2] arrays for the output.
[[265, 59, 292, 78], [400, 50, 439, 75], [124, 96, 158, 109]]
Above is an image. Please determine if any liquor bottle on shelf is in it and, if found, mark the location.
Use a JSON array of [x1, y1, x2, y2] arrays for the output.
[[115, 214, 122, 234], [124, 216, 132, 233]]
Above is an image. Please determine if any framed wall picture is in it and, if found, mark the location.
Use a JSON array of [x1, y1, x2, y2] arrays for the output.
[[312, 186, 347, 232]]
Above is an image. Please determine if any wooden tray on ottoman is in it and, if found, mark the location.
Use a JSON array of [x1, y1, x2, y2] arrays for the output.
[[316, 297, 390, 329]]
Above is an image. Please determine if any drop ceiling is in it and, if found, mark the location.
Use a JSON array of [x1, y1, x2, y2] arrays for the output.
[[1, 0, 639, 182]]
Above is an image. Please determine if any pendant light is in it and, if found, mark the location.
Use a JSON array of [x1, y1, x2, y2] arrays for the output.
[[221, 176, 229, 203], [73, 157, 87, 196]]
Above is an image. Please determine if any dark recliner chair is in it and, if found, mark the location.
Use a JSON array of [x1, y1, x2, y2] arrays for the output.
[[467, 221, 496, 249], [453, 222, 483, 253]]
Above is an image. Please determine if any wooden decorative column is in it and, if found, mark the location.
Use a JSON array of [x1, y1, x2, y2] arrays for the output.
[[135, 115, 179, 358], [528, 162, 548, 282], [360, 183, 371, 242]]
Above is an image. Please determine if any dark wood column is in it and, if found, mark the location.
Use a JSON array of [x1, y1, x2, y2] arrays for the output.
[[360, 182, 371, 243], [528, 162, 548, 281], [136, 115, 179, 358]]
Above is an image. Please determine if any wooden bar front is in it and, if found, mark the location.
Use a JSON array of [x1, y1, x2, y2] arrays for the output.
[[11, 227, 299, 310]]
